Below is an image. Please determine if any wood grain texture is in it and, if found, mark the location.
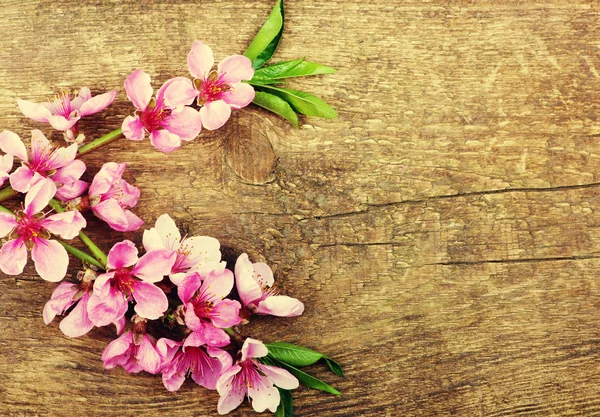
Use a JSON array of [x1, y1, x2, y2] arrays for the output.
[[1, 0, 600, 416]]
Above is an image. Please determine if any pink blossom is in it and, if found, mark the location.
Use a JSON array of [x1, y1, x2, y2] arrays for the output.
[[88, 162, 143, 232], [142, 213, 224, 285], [216, 338, 299, 414], [18, 88, 116, 142], [163, 41, 255, 130], [234, 253, 304, 318], [157, 332, 232, 391], [43, 270, 125, 338], [87, 240, 176, 327], [102, 330, 162, 374], [179, 270, 241, 346], [0, 130, 87, 200], [0, 179, 86, 281], [0, 153, 13, 188], [122, 70, 202, 153]]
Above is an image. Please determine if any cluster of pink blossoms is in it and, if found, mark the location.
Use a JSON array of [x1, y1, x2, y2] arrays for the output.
[[0, 38, 337, 415]]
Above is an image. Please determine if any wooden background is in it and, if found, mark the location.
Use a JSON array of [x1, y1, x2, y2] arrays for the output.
[[1, 0, 600, 415]]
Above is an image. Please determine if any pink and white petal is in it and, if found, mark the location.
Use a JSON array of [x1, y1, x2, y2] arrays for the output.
[[182, 330, 205, 349], [17, 99, 52, 124], [162, 367, 186, 392], [210, 299, 242, 328], [0, 154, 12, 173], [42, 210, 86, 240], [122, 115, 146, 141], [101, 332, 133, 367], [190, 350, 223, 389], [115, 178, 140, 208], [163, 106, 202, 141], [48, 114, 79, 131], [91, 271, 114, 298], [234, 253, 263, 307], [31, 239, 68, 282], [30, 129, 52, 162], [78, 90, 117, 116], [201, 268, 235, 302], [48, 142, 78, 170], [89, 162, 125, 197], [161, 77, 198, 108], [241, 338, 268, 361], [136, 336, 162, 374], [183, 304, 201, 333], [131, 249, 176, 282], [120, 356, 143, 374], [199, 100, 231, 131], [0, 238, 27, 275], [252, 262, 274, 287], [156, 338, 182, 366], [150, 129, 181, 153], [216, 363, 243, 395], [122, 210, 144, 231], [258, 364, 300, 390], [187, 41, 214, 79], [168, 272, 190, 286], [113, 315, 126, 335], [222, 82, 255, 109], [87, 288, 129, 327], [256, 295, 305, 317], [178, 272, 203, 304], [218, 55, 255, 84], [53, 159, 86, 184], [55, 179, 88, 201], [248, 376, 280, 413], [132, 281, 168, 320], [179, 235, 221, 271], [124, 69, 153, 110], [142, 228, 165, 253], [192, 323, 230, 348], [42, 281, 78, 324], [0, 130, 28, 161], [0, 212, 17, 238], [207, 347, 233, 371], [76, 87, 93, 102], [92, 199, 132, 232], [152, 213, 181, 250], [59, 292, 95, 338], [10, 166, 35, 193], [106, 240, 139, 270]]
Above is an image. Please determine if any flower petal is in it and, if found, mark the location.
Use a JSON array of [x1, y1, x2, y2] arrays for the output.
[[0, 212, 17, 238], [161, 77, 198, 108], [0, 238, 27, 276], [131, 249, 175, 282], [93, 199, 141, 232], [88, 283, 129, 327], [178, 272, 203, 304], [53, 159, 86, 185], [201, 268, 235, 302], [89, 162, 125, 196], [218, 55, 254, 84], [248, 375, 280, 413], [180, 236, 222, 273], [136, 336, 162, 374], [216, 367, 245, 415], [0, 153, 13, 174], [190, 348, 224, 389], [132, 281, 168, 320], [122, 115, 146, 141], [222, 82, 255, 109], [150, 129, 182, 153], [156, 337, 182, 367], [55, 179, 88, 201], [211, 299, 242, 328], [187, 41, 214, 79], [256, 295, 305, 317], [48, 114, 80, 131], [106, 240, 139, 270], [241, 338, 268, 361], [145, 213, 181, 252], [199, 100, 231, 131], [124, 69, 153, 110], [234, 253, 263, 307], [101, 332, 133, 369], [9, 166, 35, 193], [42, 210, 87, 240], [59, 292, 95, 338], [78, 90, 117, 116], [0, 130, 28, 161], [31, 239, 68, 282], [17, 99, 52, 124], [48, 142, 78, 171], [163, 106, 202, 141], [258, 364, 300, 390], [43, 281, 78, 324]]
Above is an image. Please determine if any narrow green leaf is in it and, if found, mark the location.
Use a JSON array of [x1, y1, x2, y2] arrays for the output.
[[269, 357, 342, 396], [245, 0, 284, 69], [253, 59, 336, 81], [275, 389, 293, 417], [266, 342, 324, 367], [324, 358, 344, 377], [252, 91, 299, 127], [256, 85, 338, 119]]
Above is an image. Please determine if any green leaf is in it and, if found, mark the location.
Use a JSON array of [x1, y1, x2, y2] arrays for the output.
[[252, 91, 299, 127], [324, 358, 344, 377], [245, 0, 284, 69], [269, 357, 342, 396], [257, 85, 338, 119], [275, 389, 293, 417], [266, 342, 326, 367], [253, 59, 336, 81]]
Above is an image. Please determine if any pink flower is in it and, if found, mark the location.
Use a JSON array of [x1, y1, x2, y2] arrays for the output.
[[142, 213, 224, 285], [0, 153, 13, 188], [102, 330, 162, 374], [43, 269, 125, 338], [122, 70, 202, 153], [157, 332, 232, 391], [87, 240, 176, 327], [17, 88, 116, 141], [0, 180, 86, 281], [88, 162, 143, 232], [216, 338, 299, 414], [0, 130, 87, 200], [163, 41, 255, 130], [234, 253, 304, 318], [179, 270, 241, 346]]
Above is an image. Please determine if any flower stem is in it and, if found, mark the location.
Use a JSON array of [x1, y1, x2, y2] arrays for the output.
[[56, 240, 105, 270], [223, 327, 236, 337], [0, 186, 18, 204], [77, 127, 123, 157], [48, 199, 108, 268], [0, 204, 14, 214]]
